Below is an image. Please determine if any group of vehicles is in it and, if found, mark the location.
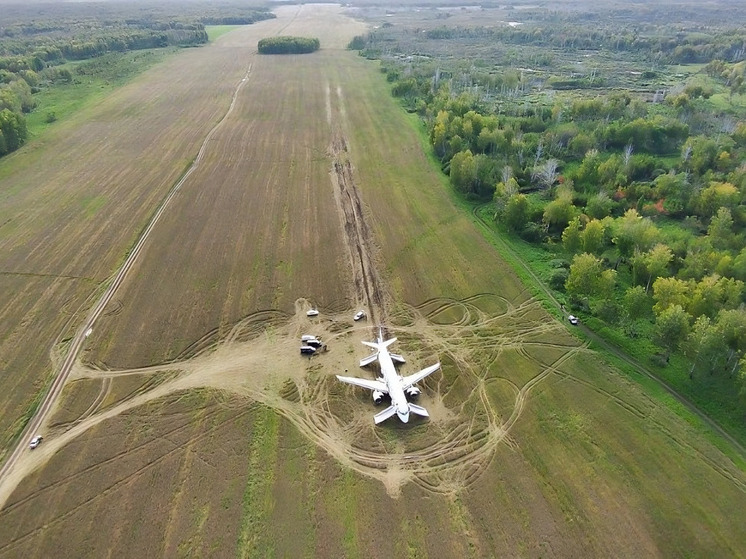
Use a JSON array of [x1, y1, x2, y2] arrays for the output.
[[300, 334, 324, 354]]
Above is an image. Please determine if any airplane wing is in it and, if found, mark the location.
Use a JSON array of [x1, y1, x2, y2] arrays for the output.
[[336, 375, 388, 393], [374, 405, 398, 424], [401, 362, 441, 390]]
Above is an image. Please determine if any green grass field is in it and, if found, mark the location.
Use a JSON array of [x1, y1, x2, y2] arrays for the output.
[[25, 49, 178, 139], [205, 25, 241, 42]]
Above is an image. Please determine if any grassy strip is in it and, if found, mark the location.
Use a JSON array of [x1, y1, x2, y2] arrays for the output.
[[25, 48, 178, 139], [237, 406, 279, 558], [586, 314, 746, 444], [205, 25, 241, 42]]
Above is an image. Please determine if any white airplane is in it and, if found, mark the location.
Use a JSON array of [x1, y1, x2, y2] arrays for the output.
[[336, 329, 440, 424]]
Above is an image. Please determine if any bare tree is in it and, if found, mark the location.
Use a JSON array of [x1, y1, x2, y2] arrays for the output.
[[682, 143, 693, 162], [501, 165, 513, 185], [532, 158, 559, 190], [534, 139, 544, 166], [624, 143, 634, 167]]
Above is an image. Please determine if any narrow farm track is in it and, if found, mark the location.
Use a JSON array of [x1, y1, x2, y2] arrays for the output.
[[0, 64, 254, 507]]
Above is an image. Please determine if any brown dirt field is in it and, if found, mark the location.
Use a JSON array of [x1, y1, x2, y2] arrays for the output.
[[85, 9, 367, 369], [0, 22, 259, 457], [1, 4, 745, 558]]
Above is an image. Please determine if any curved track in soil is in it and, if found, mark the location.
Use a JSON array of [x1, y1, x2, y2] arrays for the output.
[[0, 294, 592, 503]]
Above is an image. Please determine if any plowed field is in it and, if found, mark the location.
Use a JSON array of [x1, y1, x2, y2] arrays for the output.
[[0, 4, 745, 558]]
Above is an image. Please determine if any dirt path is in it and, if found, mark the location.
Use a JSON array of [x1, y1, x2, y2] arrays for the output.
[[0, 64, 255, 506]]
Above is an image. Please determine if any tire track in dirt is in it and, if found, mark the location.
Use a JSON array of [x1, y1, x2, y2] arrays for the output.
[[5, 294, 746, 504], [328, 85, 388, 328], [0, 297, 571, 503], [0, 406, 253, 554]]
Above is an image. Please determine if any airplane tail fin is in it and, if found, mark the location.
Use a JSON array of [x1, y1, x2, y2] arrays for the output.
[[408, 404, 429, 418], [374, 405, 398, 424]]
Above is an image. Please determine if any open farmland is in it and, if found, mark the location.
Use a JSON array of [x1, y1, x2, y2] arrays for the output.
[[0, 19, 254, 462], [0, 4, 745, 558]]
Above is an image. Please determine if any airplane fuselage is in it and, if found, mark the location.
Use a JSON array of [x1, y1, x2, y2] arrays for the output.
[[377, 343, 411, 422]]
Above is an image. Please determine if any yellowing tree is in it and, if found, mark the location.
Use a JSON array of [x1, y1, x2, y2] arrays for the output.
[[652, 276, 692, 314], [581, 219, 606, 255], [566, 253, 616, 301]]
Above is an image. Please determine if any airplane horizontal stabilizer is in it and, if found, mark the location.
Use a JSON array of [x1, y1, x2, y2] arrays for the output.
[[374, 405, 398, 424], [401, 362, 441, 389], [390, 353, 406, 364], [359, 353, 378, 367], [361, 337, 397, 351], [336, 375, 388, 393], [408, 404, 429, 418]]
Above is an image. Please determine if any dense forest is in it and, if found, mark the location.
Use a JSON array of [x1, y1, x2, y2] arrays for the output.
[[350, 2, 746, 432], [0, 1, 275, 157]]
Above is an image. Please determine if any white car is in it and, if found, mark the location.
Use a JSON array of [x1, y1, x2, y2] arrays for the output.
[[29, 435, 43, 449], [354, 310, 366, 321], [568, 315, 579, 325], [306, 309, 319, 317]]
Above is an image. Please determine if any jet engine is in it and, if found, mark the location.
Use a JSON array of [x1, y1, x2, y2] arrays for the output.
[[372, 390, 384, 405], [406, 386, 421, 398]]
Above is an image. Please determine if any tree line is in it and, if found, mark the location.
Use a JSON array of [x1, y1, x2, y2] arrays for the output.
[[257, 37, 320, 55]]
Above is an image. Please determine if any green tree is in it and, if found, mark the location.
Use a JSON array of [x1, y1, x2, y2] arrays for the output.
[[574, 148, 601, 191], [642, 243, 673, 292], [707, 207, 735, 250], [695, 181, 739, 218], [652, 276, 691, 315], [716, 308, 746, 375], [585, 191, 613, 219], [493, 176, 519, 217], [503, 193, 529, 233], [731, 247, 746, 281], [581, 219, 605, 255], [684, 316, 726, 377], [449, 149, 476, 194], [565, 253, 615, 302], [612, 209, 659, 259], [543, 187, 576, 232], [562, 217, 582, 253], [689, 274, 745, 317], [654, 304, 690, 360], [623, 285, 651, 320]]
